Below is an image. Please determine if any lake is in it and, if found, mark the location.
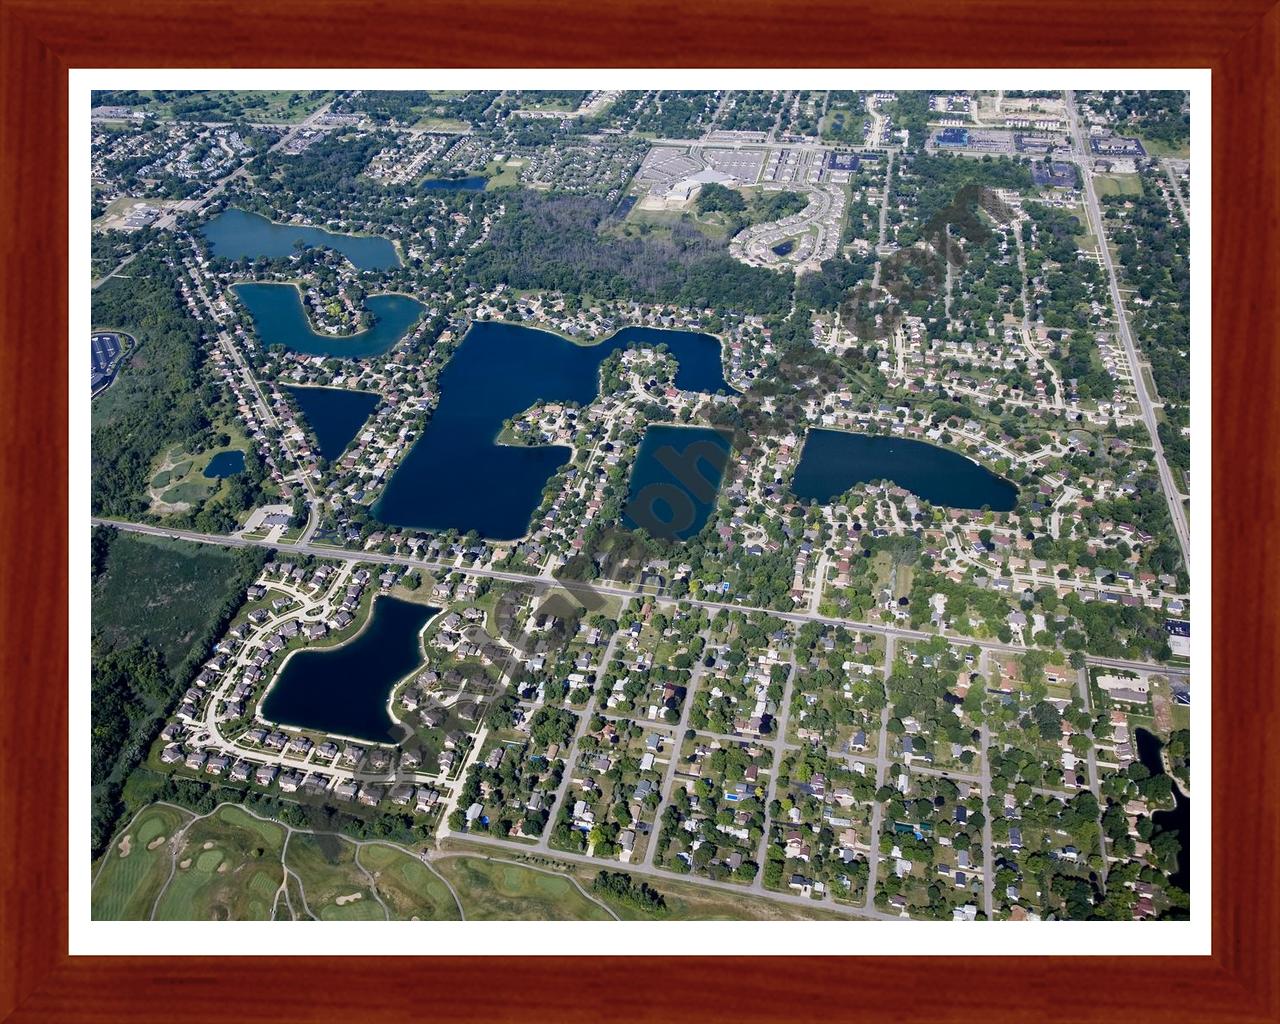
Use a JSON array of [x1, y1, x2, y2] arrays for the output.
[[202, 450, 245, 478], [284, 385, 380, 462], [375, 321, 731, 539], [421, 176, 488, 191], [791, 429, 1018, 511], [623, 425, 731, 540], [260, 596, 438, 744], [201, 208, 401, 271], [1134, 727, 1191, 896], [233, 282, 425, 359]]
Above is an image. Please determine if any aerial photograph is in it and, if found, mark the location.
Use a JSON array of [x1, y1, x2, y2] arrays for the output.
[[88, 86, 1192, 924]]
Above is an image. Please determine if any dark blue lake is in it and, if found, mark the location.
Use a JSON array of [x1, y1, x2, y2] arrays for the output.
[[202, 450, 245, 478], [284, 385, 380, 462], [1135, 727, 1191, 898], [233, 283, 425, 359], [421, 176, 488, 191], [772, 240, 795, 256], [623, 426, 731, 540], [201, 208, 401, 271], [375, 321, 731, 539], [791, 429, 1018, 511], [260, 596, 439, 744]]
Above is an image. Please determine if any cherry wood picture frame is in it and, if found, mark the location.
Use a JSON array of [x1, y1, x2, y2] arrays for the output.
[[2, 0, 1275, 1020]]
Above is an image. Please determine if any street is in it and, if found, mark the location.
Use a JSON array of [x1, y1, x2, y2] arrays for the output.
[[1064, 90, 1191, 567]]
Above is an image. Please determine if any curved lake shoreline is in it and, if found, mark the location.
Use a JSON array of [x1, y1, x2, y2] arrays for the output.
[[233, 282, 425, 359], [283, 385, 380, 462], [259, 596, 439, 744], [201, 208, 402, 271], [1134, 727, 1191, 896], [791, 428, 1018, 511], [375, 320, 732, 539], [623, 425, 732, 541], [202, 450, 245, 478]]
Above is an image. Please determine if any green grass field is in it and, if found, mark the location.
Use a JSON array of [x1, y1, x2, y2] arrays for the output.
[[1093, 174, 1144, 198], [91, 804, 192, 920], [153, 805, 285, 921], [101, 90, 332, 123], [92, 531, 246, 671], [433, 856, 613, 921], [160, 479, 214, 504], [483, 157, 524, 191], [284, 832, 383, 920], [357, 844, 461, 920], [1137, 134, 1190, 159]]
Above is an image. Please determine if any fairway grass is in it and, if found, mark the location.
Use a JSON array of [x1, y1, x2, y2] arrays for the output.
[[153, 805, 284, 921], [284, 832, 383, 921], [92, 803, 191, 921], [95, 802, 853, 922], [357, 844, 462, 920], [434, 856, 613, 921]]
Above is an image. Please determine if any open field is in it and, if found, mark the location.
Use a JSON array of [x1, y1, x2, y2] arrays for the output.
[[92, 531, 246, 671], [610, 204, 728, 243], [153, 805, 285, 921], [484, 157, 524, 190], [1137, 135, 1190, 159], [96, 89, 332, 123], [440, 841, 849, 921], [1093, 174, 1144, 198], [147, 412, 255, 513], [412, 117, 471, 133], [433, 855, 614, 921], [98, 804, 855, 922], [91, 803, 192, 920], [357, 844, 461, 920], [284, 832, 383, 920]]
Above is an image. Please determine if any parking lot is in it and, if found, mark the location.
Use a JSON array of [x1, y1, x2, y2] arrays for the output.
[[635, 147, 702, 193], [702, 147, 764, 184], [91, 331, 125, 394]]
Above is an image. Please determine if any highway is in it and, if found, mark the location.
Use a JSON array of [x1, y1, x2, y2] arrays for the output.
[[1064, 91, 1191, 567], [91, 516, 1184, 681]]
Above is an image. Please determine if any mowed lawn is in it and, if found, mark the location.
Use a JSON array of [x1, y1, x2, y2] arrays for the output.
[[284, 832, 384, 921], [356, 844, 462, 920], [91, 803, 191, 920], [433, 856, 613, 921], [1093, 174, 1144, 198], [92, 531, 245, 670], [153, 805, 285, 921]]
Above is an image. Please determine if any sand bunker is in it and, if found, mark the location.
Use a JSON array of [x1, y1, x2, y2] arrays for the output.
[[146, 835, 167, 850], [202, 841, 215, 850], [117, 835, 132, 858], [179, 858, 192, 870], [334, 892, 364, 906]]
